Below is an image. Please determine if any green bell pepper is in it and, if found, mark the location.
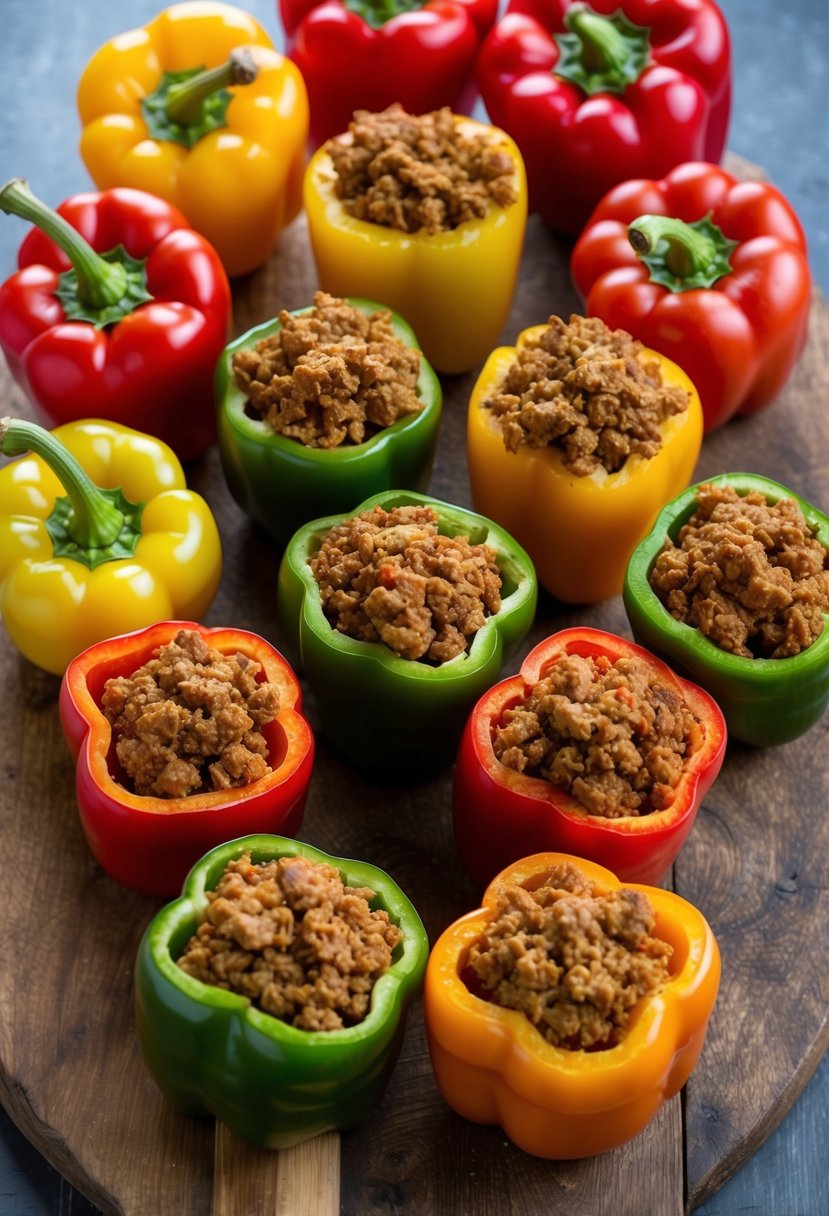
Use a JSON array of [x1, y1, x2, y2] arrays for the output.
[[135, 833, 428, 1149], [277, 489, 538, 778], [623, 473, 829, 747], [216, 299, 442, 547]]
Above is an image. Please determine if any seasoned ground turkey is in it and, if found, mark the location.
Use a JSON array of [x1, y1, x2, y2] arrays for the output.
[[177, 852, 401, 1032], [483, 314, 689, 477], [493, 652, 703, 817], [650, 483, 829, 658], [325, 104, 517, 235], [467, 862, 672, 1049], [309, 504, 502, 663], [231, 292, 422, 448], [101, 630, 279, 798]]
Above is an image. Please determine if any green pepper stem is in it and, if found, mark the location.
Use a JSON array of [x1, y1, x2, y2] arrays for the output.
[[628, 214, 721, 280], [0, 417, 124, 548], [164, 49, 258, 126], [566, 3, 632, 74], [0, 179, 128, 309]]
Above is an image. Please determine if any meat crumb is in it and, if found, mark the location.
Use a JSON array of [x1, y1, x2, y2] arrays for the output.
[[325, 104, 517, 235], [177, 851, 401, 1031], [493, 652, 703, 817], [309, 504, 503, 663], [231, 291, 423, 448], [101, 629, 280, 798], [467, 862, 672, 1050], [649, 483, 829, 658], [483, 314, 689, 476]]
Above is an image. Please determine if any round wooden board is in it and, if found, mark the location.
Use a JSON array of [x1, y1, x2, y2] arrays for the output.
[[0, 167, 827, 1215]]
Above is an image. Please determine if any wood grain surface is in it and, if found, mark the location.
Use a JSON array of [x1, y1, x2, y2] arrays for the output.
[[0, 183, 827, 1216]]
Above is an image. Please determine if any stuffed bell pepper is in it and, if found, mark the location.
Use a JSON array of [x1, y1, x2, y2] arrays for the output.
[[277, 489, 537, 778], [624, 474, 829, 746], [425, 851, 720, 1158], [467, 313, 703, 603], [135, 833, 428, 1146]]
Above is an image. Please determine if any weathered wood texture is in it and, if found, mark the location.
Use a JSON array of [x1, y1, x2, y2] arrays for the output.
[[0, 191, 826, 1215]]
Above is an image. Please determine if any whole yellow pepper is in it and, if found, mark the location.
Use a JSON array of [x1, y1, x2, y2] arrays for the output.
[[0, 418, 221, 674], [77, 1, 309, 277]]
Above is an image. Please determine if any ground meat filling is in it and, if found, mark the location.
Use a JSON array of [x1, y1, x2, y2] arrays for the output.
[[177, 852, 401, 1032], [483, 314, 690, 477], [467, 862, 672, 1050], [493, 652, 703, 817], [231, 291, 422, 448], [101, 630, 280, 799], [309, 504, 503, 663], [649, 484, 829, 658], [325, 104, 517, 235]]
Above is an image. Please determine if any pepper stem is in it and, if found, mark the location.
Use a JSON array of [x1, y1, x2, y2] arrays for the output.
[[554, 3, 650, 96], [0, 179, 128, 309], [164, 49, 258, 126], [627, 213, 738, 292], [566, 4, 632, 74]]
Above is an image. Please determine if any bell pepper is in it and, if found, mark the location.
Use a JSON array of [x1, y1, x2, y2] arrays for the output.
[[0, 417, 221, 675], [135, 832, 428, 1146], [59, 623, 314, 896], [280, 0, 498, 147], [303, 115, 527, 375], [452, 627, 726, 890], [77, 1, 309, 277], [466, 321, 703, 604], [277, 489, 538, 778], [215, 298, 442, 547], [623, 473, 829, 747], [571, 162, 811, 431], [424, 850, 720, 1158], [476, 0, 732, 235], [0, 179, 231, 460]]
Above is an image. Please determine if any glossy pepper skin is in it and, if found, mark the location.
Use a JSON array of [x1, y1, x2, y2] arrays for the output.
[[277, 489, 538, 778], [77, 1, 309, 277], [216, 299, 442, 548], [624, 473, 829, 747], [303, 116, 527, 375], [467, 323, 703, 603], [571, 162, 811, 431], [0, 418, 221, 675], [59, 623, 314, 896], [477, 0, 731, 235], [0, 180, 230, 460], [425, 850, 720, 1158], [453, 628, 726, 890], [280, 0, 497, 147], [135, 833, 428, 1146]]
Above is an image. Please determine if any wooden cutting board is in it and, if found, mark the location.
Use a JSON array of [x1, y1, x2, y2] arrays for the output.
[[1, 166, 827, 1215]]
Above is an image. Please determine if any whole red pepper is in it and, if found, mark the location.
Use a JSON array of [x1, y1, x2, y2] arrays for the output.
[[477, 0, 731, 235], [453, 628, 726, 890], [570, 161, 811, 430], [0, 179, 231, 460], [280, 0, 497, 146]]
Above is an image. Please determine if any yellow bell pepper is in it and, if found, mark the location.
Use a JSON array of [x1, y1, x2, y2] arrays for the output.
[[467, 324, 703, 603], [303, 116, 527, 375], [0, 417, 222, 674], [77, 1, 309, 278]]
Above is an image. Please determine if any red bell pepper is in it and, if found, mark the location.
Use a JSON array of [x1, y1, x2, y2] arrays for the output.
[[59, 621, 315, 897], [0, 179, 231, 461], [570, 161, 811, 431], [280, 0, 498, 147], [452, 627, 726, 890], [476, 0, 731, 235]]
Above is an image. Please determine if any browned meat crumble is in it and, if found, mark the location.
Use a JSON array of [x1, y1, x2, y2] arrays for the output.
[[649, 484, 829, 658], [177, 852, 401, 1032], [309, 504, 502, 663], [231, 291, 422, 448], [483, 314, 690, 476], [467, 862, 672, 1049], [101, 629, 279, 798], [493, 652, 703, 817], [325, 104, 517, 235]]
